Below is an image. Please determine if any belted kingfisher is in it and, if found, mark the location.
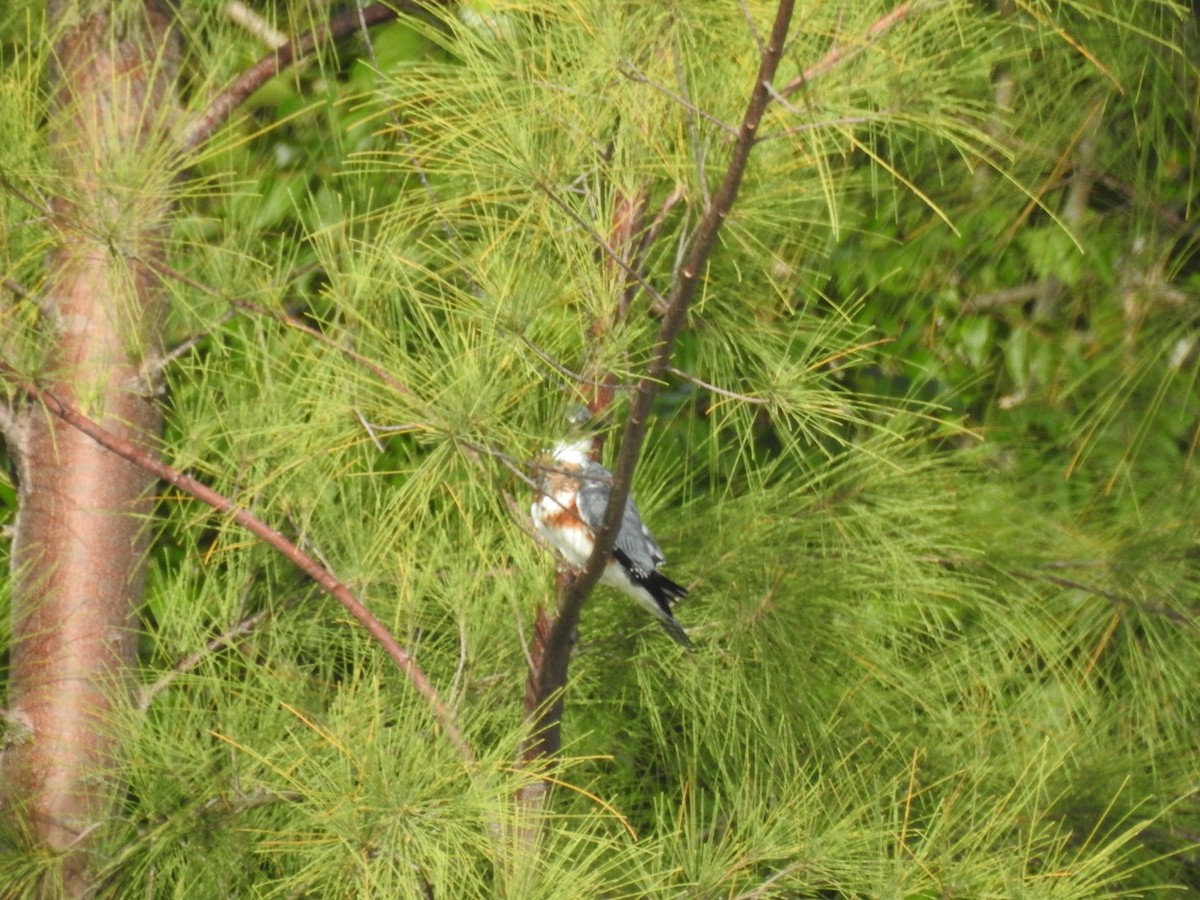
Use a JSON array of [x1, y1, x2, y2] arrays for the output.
[[530, 438, 693, 649]]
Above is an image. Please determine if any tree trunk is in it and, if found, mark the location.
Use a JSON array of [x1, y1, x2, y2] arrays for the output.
[[0, 2, 177, 895]]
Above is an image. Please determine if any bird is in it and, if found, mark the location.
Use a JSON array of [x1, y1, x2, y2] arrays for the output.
[[530, 438, 693, 650]]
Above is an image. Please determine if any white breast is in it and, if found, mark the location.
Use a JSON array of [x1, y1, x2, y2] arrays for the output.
[[530, 491, 594, 569]]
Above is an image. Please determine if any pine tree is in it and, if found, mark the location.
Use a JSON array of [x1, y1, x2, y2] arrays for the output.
[[2, 1, 1197, 896]]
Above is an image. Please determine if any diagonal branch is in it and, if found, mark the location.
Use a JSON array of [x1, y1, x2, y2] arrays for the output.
[[525, 0, 796, 757], [1018, 570, 1196, 628], [781, 1, 916, 97], [139, 605, 277, 712], [535, 179, 672, 314], [182, 1, 435, 154], [0, 359, 475, 769]]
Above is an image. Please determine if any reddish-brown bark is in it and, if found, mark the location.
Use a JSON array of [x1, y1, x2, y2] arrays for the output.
[[2, 2, 463, 893], [1, 3, 177, 892]]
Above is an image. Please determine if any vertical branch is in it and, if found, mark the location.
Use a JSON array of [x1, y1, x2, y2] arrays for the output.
[[519, 0, 795, 772], [0, 2, 178, 894], [581, 187, 654, 429], [607, 187, 654, 326]]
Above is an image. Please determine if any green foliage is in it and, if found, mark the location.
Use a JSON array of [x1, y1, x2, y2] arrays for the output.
[[2, 0, 1198, 896]]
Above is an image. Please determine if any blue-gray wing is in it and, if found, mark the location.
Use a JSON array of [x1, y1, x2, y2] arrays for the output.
[[575, 462, 666, 576]]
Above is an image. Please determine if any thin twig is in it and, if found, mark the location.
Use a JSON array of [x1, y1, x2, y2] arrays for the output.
[[353, 2, 464, 257], [763, 80, 807, 116], [618, 61, 738, 136], [451, 617, 470, 705], [0, 170, 55, 220], [758, 112, 890, 143], [1018, 570, 1195, 628], [667, 365, 771, 406], [922, 554, 1196, 627], [961, 283, 1042, 313], [737, 0, 766, 57], [1099, 174, 1196, 235], [640, 184, 686, 271], [1033, 559, 1110, 570], [351, 411, 541, 490], [534, 179, 672, 313], [225, 1, 288, 49], [607, 185, 652, 323], [733, 863, 805, 900], [458, 438, 541, 490], [3, 276, 34, 301], [156, 308, 241, 368], [231, 298, 417, 398], [518, 334, 616, 390], [356, 409, 389, 452], [139, 606, 275, 711], [199, 786, 301, 816], [781, 1, 915, 98], [143, 255, 539, 501], [670, 43, 708, 211], [0, 358, 476, 766], [137, 255, 419, 399]]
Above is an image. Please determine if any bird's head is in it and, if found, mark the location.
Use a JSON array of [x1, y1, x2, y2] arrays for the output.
[[551, 438, 592, 467]]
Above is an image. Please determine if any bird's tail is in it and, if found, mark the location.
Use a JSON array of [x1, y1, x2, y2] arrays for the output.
[[644, 572, 694, 651]]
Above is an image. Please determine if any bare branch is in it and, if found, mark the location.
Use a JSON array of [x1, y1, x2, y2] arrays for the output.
[[139, 605, 278, 712], [534, 179, 672, 313], [667, 365, 771, 406], [618, 61, 738, 136], [182, 2, 411, 154], [737, 0, 766, 58], [225, 1, 288, 49], [3, 277, 35, 301], [781, 2, 916, 98], [961, 283, 1042, 313], [1018, 570, 1196, 629]]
